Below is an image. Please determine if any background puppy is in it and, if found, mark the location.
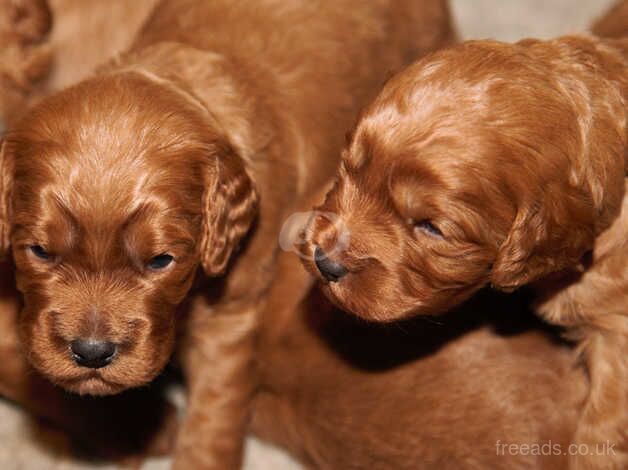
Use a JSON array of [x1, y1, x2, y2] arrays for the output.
[[592, 0, 628, 38], [0, 0, 52, 131], [0, 0, 456, 467], [302, 12, 627, 470], [0, 0, 157, 129], [252, 249, 586, 469]]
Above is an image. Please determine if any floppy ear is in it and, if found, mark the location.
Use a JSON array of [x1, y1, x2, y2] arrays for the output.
[[0, 140, 13, 257], [490, 186, 598, 291], [199, 144, 259, 276]]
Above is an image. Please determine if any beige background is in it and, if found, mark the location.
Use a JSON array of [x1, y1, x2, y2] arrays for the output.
[[0, 0, 616, 469]]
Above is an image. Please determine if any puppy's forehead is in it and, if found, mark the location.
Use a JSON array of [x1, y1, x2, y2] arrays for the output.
[[352, 40, 554, 161], [10, 72, 210, 216], [12, 71, 212, 165]]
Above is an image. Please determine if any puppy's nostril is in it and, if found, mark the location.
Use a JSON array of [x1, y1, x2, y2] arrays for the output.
[[314, 246, 348, 282], [70, 339, 117, 369]]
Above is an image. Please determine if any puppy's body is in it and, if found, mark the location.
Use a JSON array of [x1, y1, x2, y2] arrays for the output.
[[534, 182, 628, 470], [255, 328, 583, 470], [1, 0, 455, 467], [44, 0, 159, 93], [303, 34, 627, 469], [252, 252, 585, 469]]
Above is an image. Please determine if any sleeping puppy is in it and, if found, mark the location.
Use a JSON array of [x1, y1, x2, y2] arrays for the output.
[[301, 33, 627, 470], [0, 0, 456, 467], [253, 248, 586, 469], [0, 0, 157, 128]]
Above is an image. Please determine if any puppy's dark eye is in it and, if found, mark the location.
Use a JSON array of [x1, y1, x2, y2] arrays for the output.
[[29, 245, 52, 260], [412, 220, 444, 238], [147, 254, 174, 270]]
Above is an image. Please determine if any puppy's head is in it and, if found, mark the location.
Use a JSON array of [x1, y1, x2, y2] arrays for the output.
[[0, 0, 52, 130], [0, 71, 257, 395], [303, 40, 626, 321]]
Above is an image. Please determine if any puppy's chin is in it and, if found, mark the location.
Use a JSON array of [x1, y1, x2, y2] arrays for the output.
[[321, 270, 481, 322], [59, 373, 130, 397], [321, 279, 418, 323], [32, 356, 169, 396]]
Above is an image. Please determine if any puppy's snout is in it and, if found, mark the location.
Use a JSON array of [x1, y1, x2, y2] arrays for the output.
[[314, 246, 348, 282], [70, 339, 117, 369]]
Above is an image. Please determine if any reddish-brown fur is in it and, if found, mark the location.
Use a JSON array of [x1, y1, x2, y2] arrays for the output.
[[0, 262, 178, 462], [302, 31, 627, 470], [0, 0, 157, 129], [591, 0, 628, 38], [0, 0, 456, 467], [0, 0, 52, 129], [252, 247, 586, 469]]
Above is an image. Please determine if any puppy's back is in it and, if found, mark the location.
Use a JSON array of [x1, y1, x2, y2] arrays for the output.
[[253, 290, 585, 469], [44, 0, 159, 92], [130, 0, 456, 190]]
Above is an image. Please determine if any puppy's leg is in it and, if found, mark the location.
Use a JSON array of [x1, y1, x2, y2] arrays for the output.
[[571, 326, 628, 470], [538, 300, 627, 470], [172, 173, 332, 468], [175, 295, 258, 469]]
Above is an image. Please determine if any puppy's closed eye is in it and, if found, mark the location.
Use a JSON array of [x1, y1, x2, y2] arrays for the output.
[[409, 219, 444, 238], [29, 244, 53, 261]]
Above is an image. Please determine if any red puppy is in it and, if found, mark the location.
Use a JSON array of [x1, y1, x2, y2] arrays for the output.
[[302, 27, 627, 470]]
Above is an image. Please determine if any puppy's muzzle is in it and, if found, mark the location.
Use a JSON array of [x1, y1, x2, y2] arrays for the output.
[[314, 246, 348, 282]]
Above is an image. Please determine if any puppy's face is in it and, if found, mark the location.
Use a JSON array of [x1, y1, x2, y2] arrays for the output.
[[0, 72, 257, 395], [303, 135, 505, 320], [303, 41, 626, 321]]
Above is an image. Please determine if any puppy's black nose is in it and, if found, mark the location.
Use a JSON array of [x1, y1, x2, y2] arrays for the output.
[[70, 339, 117, 369], [314, 246, 348, 282]]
